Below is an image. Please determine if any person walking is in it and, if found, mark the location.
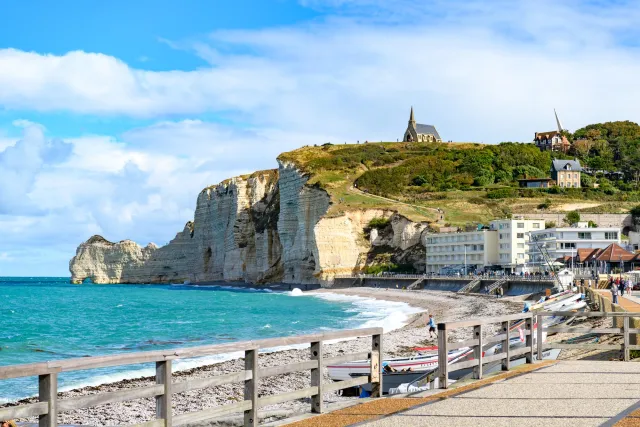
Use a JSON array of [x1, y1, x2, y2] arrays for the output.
[[427, 314, 437, 339], [612, 283, 619, 305]]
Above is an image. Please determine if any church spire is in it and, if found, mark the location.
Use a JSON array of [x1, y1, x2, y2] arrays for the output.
[[554, 108, 564, 133], [409, 106, 415, 124]]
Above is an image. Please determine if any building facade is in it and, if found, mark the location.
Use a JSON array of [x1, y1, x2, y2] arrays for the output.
[[533, 109, 571, 152], [424, 229, 498, 273], [492, 219, 544, 272], [424, 218, 545, 273], [403, 107, 442, 143], [527, 225, 621, 269], [518, 178, 553, 188], [551, 159, 582, 188]]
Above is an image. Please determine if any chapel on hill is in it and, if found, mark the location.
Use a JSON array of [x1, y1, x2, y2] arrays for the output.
[[402, 107, 442, 143]]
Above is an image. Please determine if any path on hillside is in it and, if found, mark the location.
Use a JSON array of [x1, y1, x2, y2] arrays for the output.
[[347, 186, 443, 221]]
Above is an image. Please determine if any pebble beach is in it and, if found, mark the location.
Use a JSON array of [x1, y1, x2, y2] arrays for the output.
[[4, 288, 521, 426]]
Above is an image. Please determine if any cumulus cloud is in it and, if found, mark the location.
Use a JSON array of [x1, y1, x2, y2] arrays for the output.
[[0, 125, 72, 214]]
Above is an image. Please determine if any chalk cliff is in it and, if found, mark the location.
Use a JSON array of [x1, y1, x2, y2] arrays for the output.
[[70, 162, 429, 285]]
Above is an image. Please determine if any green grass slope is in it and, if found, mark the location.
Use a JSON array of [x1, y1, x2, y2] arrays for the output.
[[278, 141, 639, 226]]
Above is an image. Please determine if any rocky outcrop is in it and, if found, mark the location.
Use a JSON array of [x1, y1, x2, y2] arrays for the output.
[[70, 163, 430, 285]]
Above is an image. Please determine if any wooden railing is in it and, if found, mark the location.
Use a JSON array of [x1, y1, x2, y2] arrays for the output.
[[436, 312, 535, 389], [0, 327, 383, 427], [536, 311, 640, 362]]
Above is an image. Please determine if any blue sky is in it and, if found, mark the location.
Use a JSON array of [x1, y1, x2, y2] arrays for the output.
[[1, 0, 640, 276]]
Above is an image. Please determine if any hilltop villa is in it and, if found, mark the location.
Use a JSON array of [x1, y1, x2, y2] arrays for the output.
[[534, 109, 571, 153], [403, 107, 442, 143], [551, 159, 582, 188]]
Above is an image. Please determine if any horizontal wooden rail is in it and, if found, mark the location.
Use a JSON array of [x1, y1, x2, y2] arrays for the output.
[[324, 376, 370, 392], [538, 289, 640, 362], [437, 312, 535, 389], [0, 401, 48, 420], [0, 327, 383, 427], [173, 401, 252, 426], [441, 312, 533, 329]]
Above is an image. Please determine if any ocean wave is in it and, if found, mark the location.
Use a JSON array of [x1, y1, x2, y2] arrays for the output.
[[303, 291, 424, 334]]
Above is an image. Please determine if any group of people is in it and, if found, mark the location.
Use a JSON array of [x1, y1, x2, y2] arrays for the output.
[[1, 420, 16, 427], [610, 275, 633, 304]]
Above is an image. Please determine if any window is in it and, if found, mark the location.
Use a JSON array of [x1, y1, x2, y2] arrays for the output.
[[578, 232, 592, 239], [518, 253, 525, 259], [605, 232, 618, 240], [517, 243, 525, 249], [517, 233, 525, 238], [561, 243, 576, 249], [533, 223, 540, 229], [574, 173, 578, 179], [517, 223, 525, 228]]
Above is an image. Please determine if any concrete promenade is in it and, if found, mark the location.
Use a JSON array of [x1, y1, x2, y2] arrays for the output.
[[364, 360, 640, 427], [595, 289, 640, 312], [287, 361, 640, 427]]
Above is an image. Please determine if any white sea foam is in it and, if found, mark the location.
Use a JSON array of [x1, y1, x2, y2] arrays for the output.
[[305, 291, 424, 333], [289, 288, 304, 296]]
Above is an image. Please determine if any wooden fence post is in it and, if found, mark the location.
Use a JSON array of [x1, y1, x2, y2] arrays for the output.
[[624, 316, 630, 362], [310, 341, 324, 413], [244, 349, 259, 427], [473, 324, 483, 379], [525, 315, 534, 364], [39, 372, 57, 427], [370, 334, 382, 397], [536, 314, 544, 361], [156, 360, 172, 427], [437, 324, 448, 389], [501, 320, 510, 371]]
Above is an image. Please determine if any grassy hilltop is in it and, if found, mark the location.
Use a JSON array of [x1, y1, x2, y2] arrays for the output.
[[278, 137, 640, 226]]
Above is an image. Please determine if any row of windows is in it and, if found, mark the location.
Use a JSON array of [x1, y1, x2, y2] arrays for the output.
[[427, 254, 483, 262], [426, 234, 483, 244], [558, 173, 579, 179], [559, 182, 579, 188], [426, 244, 485, 253]]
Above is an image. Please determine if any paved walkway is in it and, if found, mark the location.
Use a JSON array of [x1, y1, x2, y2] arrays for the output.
[[595, 289, 640, 311], [363, 361, 640, 427], [287, 361, 640, 427]]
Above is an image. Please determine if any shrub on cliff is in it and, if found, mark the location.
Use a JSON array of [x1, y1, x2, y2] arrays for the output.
[[486, 188, 516, 199], [368, 217, 391, 229]]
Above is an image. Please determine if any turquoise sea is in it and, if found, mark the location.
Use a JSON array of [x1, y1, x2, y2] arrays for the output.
[[0, 277, 421, 403]]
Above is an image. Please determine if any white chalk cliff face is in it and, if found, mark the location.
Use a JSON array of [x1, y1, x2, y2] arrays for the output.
[[70, 163, 428, 285]]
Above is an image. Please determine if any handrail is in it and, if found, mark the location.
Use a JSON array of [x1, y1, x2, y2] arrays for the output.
[[436, 312, 535, 389], [536, 286, 640, 362], [0, 327, 383, 427]]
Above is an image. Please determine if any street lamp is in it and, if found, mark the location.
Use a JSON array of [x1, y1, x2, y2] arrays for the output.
[[464, 244, 468, 276]]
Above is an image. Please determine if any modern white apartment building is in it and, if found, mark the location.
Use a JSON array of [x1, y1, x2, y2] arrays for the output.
[[424, 229, 498, 273], [424, 218, 545, 273], [492, 218, 544, 272], [527, 223, 621, 269]]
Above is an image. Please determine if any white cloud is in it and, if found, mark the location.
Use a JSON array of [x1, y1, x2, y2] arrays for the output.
[[1, 2, 640, 143]]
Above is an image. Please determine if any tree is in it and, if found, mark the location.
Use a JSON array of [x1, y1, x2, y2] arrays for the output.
[[581, 174, 595, 188], [545, 221, 556, 229], [565, 211, 581, 225]]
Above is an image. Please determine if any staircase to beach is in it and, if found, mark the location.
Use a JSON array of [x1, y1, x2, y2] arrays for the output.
[[457, 277, 482, 293], [484, 277, 509, 294]]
